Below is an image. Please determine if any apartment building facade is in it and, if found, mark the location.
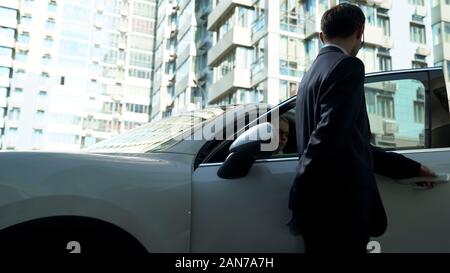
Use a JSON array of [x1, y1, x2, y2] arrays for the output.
[[0, 0, 156, 151], [431, 0, 450, 92], [150, 0, 211, 120], [190, 0, 440, 148]]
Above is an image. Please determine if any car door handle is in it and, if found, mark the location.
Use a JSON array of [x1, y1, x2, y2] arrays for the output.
[[395, 173, 450, 189]]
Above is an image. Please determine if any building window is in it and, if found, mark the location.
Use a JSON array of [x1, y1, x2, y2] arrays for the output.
[[378, 15, 390, 37], [18, 32, 30, 44], [48, 1, 57, 12], [377, 95, 395, 119], [302, 0, 316, 15], [125, 103, 149, 114], [0, 66, 10, 78], [46, 18, 56, 30], [409, 0, 425, 5], [237, 6, 253, 29], [251, 38, 265, 77], [360, 4, 376, 26], [16, 50, 28, 62], [41, 54, 51, 66], [0, 27, 15, 41], [447, 61, 450, 80], [433, 23, 442, 46], [280, 80, 297, 101], [131, 18, 154, 34], [0, 46, 13, 58], [378, 54, 392, 71], [0, 7, 18, 20], [216, 12, 233, 42], [410, 23, 426, 44], [44, 35, 54, 47], [305, 37, 319, 67], [214, 51, 235, 82], [358, 46, 376, 73], [445, 22, 450, 43], [280, 0, 299, 33], [20, 14, 32, 25], [9, 107, 21, 121], [128, 68, 151, 79], [414, 101, 425, 123], [279, 35, 302, 77]]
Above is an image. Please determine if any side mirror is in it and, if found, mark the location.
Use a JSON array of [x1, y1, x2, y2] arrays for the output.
[[217, 122, 275, 179]]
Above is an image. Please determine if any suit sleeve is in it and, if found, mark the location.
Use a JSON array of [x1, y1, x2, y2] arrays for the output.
[[371, 145, 421, 179], [296, 57, 365, 175]]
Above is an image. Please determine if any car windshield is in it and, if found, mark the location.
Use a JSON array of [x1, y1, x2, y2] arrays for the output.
[[82, 106, 232, 153]]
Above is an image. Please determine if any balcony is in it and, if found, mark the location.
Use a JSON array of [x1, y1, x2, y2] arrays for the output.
[[207, 0, 253, 31], [432, 2, 450, 24], [367, 0, 392, 9], [208, 68, 252, 103], [207, 27, 252, 67], [364, 24, 392, 48], [252, 15, 266, 43]]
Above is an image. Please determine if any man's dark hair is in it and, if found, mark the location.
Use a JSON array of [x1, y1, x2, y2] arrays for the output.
[[321, 3, 366, 39]]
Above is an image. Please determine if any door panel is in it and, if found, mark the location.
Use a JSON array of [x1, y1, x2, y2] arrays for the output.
[[376, 149, 450, 252], [191, 159, 303, 253], [365, 68, 450, 252]]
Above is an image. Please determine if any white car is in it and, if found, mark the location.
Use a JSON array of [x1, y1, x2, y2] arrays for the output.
[[0, 67, 449, 253]]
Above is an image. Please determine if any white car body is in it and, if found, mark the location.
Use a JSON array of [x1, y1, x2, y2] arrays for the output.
[[0, 67, 449, 253]]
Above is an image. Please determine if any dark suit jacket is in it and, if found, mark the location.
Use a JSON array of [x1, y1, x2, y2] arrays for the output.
[[288, 46, 421, 237]]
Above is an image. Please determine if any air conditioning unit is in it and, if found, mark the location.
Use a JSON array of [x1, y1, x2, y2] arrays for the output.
[[169, 52, 177, 62], [169, 4, 180, 15], [416, 46, 430, 57], [170, 29, 178, 37], [383, 120, 398, 135]]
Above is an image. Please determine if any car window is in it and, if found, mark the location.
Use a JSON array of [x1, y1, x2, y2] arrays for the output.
[[83, 106, 230, 153], [429, 70, 450, 148], [256, 108, 298, 159], [365, 79, 427, 150], [201, 101, 297, 164]]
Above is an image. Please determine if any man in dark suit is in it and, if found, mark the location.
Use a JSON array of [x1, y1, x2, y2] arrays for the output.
[[288, 3, 436, 253]]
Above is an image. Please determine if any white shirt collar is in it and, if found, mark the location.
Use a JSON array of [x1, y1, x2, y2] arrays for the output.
[[323, 43, 349, 56]]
